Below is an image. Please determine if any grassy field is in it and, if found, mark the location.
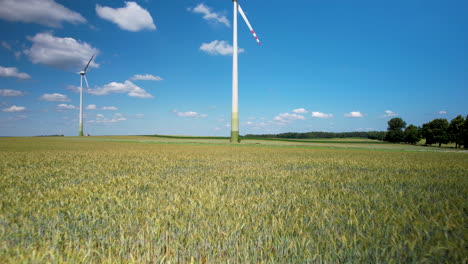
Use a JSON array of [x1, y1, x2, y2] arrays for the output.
[[0, 136, 467, 263]]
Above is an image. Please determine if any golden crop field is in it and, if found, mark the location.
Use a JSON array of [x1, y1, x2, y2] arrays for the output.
[[0, 137, 467, 263]]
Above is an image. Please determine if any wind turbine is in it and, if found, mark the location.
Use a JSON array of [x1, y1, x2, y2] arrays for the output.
[[231, 0, 261, 143], [78, 54, 94, 136]]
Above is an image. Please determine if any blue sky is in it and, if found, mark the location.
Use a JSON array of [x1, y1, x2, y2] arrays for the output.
[[0, 0, 467, 136]]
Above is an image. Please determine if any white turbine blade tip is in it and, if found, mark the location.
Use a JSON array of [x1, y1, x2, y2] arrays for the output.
[[238, 4, 262, 45]]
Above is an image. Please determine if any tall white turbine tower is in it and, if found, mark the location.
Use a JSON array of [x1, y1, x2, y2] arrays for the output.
[[231, 0, 261, 143], [79, 55, 94, 136]]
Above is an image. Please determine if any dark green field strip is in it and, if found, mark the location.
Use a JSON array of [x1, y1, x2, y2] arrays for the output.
[[142, 135, 230, 140], [143, 135, 388, 144], [240, 137, 389, 144]]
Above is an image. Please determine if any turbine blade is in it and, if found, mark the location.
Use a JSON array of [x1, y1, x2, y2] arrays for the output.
[[83, 54, 95, 73], [83, 75, 90, 89], [238, 4, 261, 45]]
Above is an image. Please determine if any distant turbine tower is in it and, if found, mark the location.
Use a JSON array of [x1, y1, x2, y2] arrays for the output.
[[79, 54, 94, 136], [231, 0, 261, 143]]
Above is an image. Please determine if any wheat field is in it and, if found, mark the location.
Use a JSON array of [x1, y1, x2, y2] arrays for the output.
[[0, 137, 466, 263]]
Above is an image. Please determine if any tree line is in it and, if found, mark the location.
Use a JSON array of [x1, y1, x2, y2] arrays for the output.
[[384, 115, 468, 148], [244, 131, 385, 140], [244, 114, 467, 148]]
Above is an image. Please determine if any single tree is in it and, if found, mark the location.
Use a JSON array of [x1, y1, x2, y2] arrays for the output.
[[448, 115, 465, 148], [423, 118, 449, 147], [404, 124, 422, 145], [385, 117, 406, 143], [387, 117, 407, 131]]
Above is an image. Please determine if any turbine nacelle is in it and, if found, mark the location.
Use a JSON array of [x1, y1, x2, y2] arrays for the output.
[[79, 71, 86, 75]]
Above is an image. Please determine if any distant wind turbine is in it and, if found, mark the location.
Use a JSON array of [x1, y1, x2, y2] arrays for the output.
[[79, 54, 94, 136], [231, 0, 261, 143]]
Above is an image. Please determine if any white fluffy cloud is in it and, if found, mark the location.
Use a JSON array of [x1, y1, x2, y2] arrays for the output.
[[178, 111, 197, 117], [25, 33, 98, 71], [292, 108, 308, 114], [130, 74, 163, 81], [0, 89, 25, 96], [102, 106, 118, 110], [0, 66, 31, 79], [103, 117, 127, 123], [88, 113, 126, 124], [39, 93, 70, 102], [66, 85, 81, 93], [189, 4, 230, 27], [0, 0, 86, 27], [88, 80, 153, 98], [311, 112, 333, 119], [200, 40, 244, 56], [96, 2, 156, 32], [384, 110, 397, 117], [437, 110, 447, 115], [3, 105, 26, 112], [174, 110, 207, 118], [344, 111, 364, 118], [86, 104, 118, 110], [57, 104, 76, 110], [274, 113, 306, 122]]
